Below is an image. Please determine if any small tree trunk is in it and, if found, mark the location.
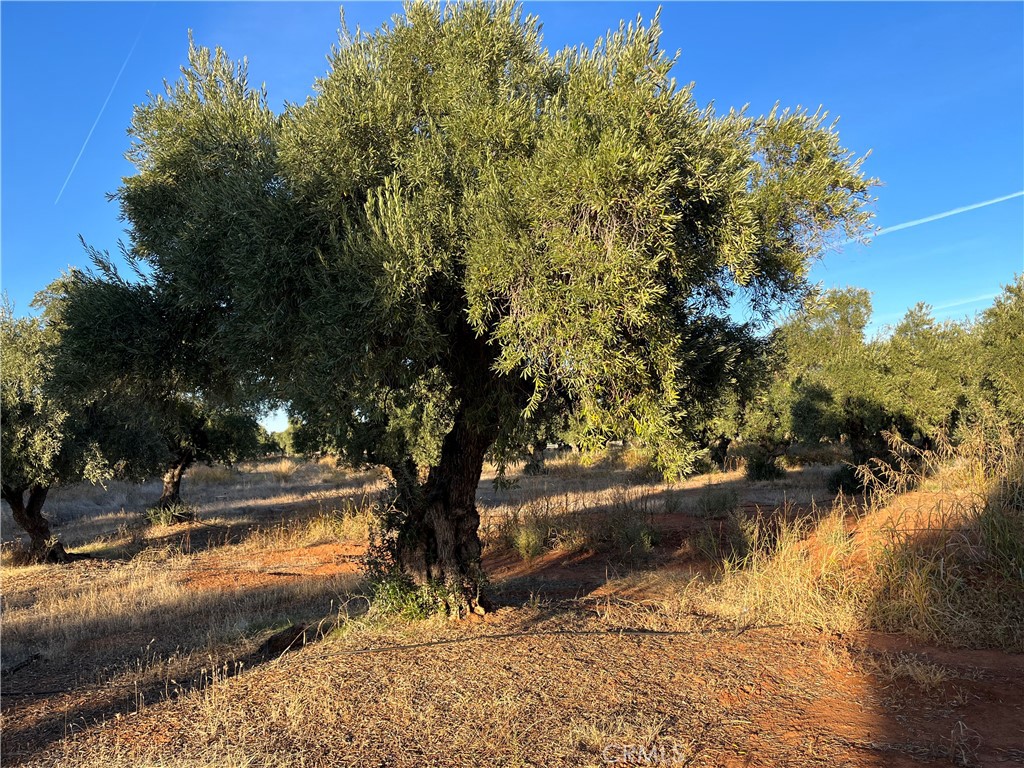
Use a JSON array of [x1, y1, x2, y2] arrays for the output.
[[847, 418, 881, 468], [709, 435, 732, 470], [393, 407, 496, 615], [523, 443, 547, 476], [154, 450, 195, 512], [1, 483, 67, 563]]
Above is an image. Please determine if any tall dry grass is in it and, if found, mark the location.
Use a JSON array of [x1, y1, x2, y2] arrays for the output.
[[490, 484, 659, 563], [701, 421, 1024, 649], [0, 554, 360, 675], [864, 423, 1024, 648]]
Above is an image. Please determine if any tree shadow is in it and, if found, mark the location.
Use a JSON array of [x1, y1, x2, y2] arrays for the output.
[[487, 453, 1024, 765], [482, 465, 841, 611], [6, 456, 1022, 765], [0, 573, 365, 765]]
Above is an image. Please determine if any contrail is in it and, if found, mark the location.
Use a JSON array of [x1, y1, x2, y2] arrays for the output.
[[932, 293, 998, 312], [54, 31, 143, 205], [873, 191, 1024, 238]]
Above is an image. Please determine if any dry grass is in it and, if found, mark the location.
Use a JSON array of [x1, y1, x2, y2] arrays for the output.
[[16, 608, 817, 766], [0, 555, 359, 671], [1, 459, 382, 679], [858, 651, 953, 691], [697, 423, 1024, 650], [490, 484, 659, 562], [2, 446, 1022, 767], [857, 424, 1023, 649], [700, 504, 865, 634], [1, 458, 387, 562], [263, 457, 303, 483], [187, 463, 239, 485], [233, 500, 376, 554], [22, 592, 1017, 768]]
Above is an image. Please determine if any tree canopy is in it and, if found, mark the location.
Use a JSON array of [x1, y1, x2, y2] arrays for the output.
[[0, 298, 166, 559], [737, 278, 1022, 491], [102, 1, 874, 609], [976, 276, 1024, 428], [48, 263, 267, 511]]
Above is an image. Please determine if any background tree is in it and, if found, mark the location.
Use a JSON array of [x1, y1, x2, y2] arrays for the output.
[[47, 264, 266, 513], [876, 303, 974, 448], [1, 299, 166, 560], [107, 2, 874, 610], [766, 288, 895, 467], [745, 287, 994, 490], [976, 276, 1024, 429]]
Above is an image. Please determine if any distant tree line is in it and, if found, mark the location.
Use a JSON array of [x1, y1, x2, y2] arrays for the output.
[[710, 278, 1023, 489]]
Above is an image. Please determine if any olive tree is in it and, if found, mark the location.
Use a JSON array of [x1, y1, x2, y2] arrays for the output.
[[877, 303, 975, 447], [109, 2, 873, 610], [762, 288, 916, 477], [0, 299, 166, 560], [751, 287, 987, 493], [976, 276, 1024, 428], [47, 265, 266, 512]]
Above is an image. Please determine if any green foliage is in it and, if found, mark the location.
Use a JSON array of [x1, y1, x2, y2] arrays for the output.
[[776, 288, 897, 464], [976, 276, 1024, 428], [48, 266, 266, 475], [744, 451, 786, 482], [1, 298, 166, 496], [367, 572, 448, 621], [743, 279, 1023, 491], [746, 288, 955, 487], [1, 301, 72, 492], [109, 2, 874, 486], [146, 502, 197, 526], [877, 304, 974, 440]]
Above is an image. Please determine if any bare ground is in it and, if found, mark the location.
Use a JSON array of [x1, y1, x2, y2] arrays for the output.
[[1, 457, 1021, 767]]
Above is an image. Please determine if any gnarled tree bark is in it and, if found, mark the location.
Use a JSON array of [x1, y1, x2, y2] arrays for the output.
[[393, 403, 497, 614], [154, 448, 195, 513], [1, 483, 67, 563], [383, 319, 515, 615]]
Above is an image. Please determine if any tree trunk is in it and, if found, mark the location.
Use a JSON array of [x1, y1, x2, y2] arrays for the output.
[[379, 314, 526, 615], [709, 435, 732, 470], [393, 405, 497, 615], [523, 443, 547, 476], [1, 483, 67, 563], [154, 450, 195, 512]]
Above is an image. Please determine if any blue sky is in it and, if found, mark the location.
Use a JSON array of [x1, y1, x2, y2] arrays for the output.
[[3, 2, 1023, 430]]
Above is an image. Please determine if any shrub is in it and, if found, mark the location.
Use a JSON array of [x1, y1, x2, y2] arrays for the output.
[[694, 508, 759, 564], [146, 503, 196, 526], [510, 519, 546, 560], [745, 451, 786, 481], [366, 571, 446, 621], [695, 485, 738, 518]]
